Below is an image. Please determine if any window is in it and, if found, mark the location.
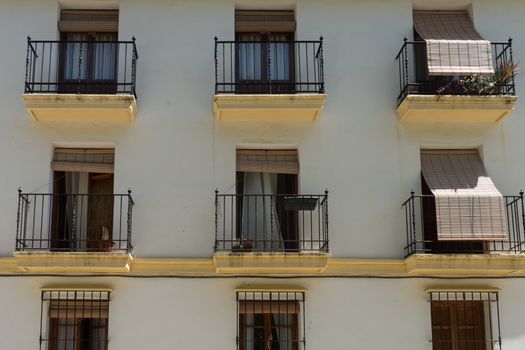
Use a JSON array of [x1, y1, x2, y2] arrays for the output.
[[40, 290, 110, 350], [51, 148, 115, 252], [420, 149, 507, 254], [237, 290, 305, 350], [58, 10, 119, 93], [428, 290, 501, 350], [235, 10, 296, 93], [236, 149, 299, 251]]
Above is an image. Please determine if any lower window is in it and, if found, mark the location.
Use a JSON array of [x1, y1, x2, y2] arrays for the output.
[[40, 289, 110, 350], [237, 290, 305, 350], [429, 290, 501, 350]]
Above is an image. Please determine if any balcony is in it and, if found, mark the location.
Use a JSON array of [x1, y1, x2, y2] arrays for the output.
[[23, 37, 138, 122], [395, 39, 517, 122], [402, 192, 525, 274], [213, 38, 326, 121], [214, 192, 330, 273], [13, 190, 134, 272]]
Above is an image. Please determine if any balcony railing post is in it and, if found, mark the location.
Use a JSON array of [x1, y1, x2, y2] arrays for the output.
[[214, 189, 218, 251], [77, 41, 83, 94], [518, 190, 525, 243], [324, 189, 329, 252], [508, 37, 516, 95], [16, 188, 22, 250], [410, 190, 416, 248], [24, 36, 31, 93], [267, 40, 272, 93], [126, 189, 133, 252], [132, 37, 138, 97], [214, 37, 218, 94], [319, 36, 325, 93], [403, 36, 409, 95], [70, 195, 77, 249]]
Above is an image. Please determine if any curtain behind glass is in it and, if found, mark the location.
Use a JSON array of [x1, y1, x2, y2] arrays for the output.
[[62, 33, 88, 80], [238, 34, 262, 81], [241, 172, 283, 251], [269, 34, 291, 81], [93, 33, 117, 81], [55, 318, 77, 350]]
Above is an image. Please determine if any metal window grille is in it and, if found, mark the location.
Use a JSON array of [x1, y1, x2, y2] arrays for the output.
[[40, 290, 110, 350], [428, 291, 501, 350], [236, 291, 305, 350]]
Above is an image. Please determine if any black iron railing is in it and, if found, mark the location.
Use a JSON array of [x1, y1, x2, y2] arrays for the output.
[[215, 191, 329, 253], [24, 36, 138, 95], [403, 192, 525, 256], [214, 37, 324, 94], [16, 190, 134, 252], [395, 38, 516, 105]]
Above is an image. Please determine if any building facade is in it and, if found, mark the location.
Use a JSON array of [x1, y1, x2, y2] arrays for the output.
[[0, 0, 525, 348]]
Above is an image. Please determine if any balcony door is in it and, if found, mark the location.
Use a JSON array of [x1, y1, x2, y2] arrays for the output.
[[59, 31, 118, 94], [50, 148, 115, 252], [236, 32, 295, 94]]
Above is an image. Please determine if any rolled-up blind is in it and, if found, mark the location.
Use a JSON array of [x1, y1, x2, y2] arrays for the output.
[[236, 149, 299, 174], [413, 11, 494, 76], [235, 10, 296, 33], [49, 300, 109, 318], [59, 10, 119, 33], [239, 301, 299, 314], [52, 148, 114, 174], [421, 149, 507, 241]]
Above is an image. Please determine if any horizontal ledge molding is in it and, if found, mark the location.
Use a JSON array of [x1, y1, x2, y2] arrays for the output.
[[1, 254, 525, 277]]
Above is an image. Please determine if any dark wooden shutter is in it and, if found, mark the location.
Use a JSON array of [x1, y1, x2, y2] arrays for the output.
[[59, 10, 119, 32], [235, 10, 296, 32]]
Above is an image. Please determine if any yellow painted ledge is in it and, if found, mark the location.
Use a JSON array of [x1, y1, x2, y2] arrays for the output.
[[1, 254, 525, 276], [213, 253, 331, 274], [13, 252, 133, 273], [405, 254, 525, 276], [23, 93, 137, 122], [397, 94, 517, 123], [213, 93, 326, 121]]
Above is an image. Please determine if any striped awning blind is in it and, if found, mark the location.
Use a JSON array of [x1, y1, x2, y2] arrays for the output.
[[413, 11, 494, 76], [235, 10, 296, 33], [52, 148, 115, 174], [421, 149, 507, 241], [236, 149, 299, 174], [59, 10, 119, 33]]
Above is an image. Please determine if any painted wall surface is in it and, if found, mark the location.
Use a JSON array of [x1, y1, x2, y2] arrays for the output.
[[0, 0, 523, 258], [0, 277, 524, 349], [1, 0, 525, 348]]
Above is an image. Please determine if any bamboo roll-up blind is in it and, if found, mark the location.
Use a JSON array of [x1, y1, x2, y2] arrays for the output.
[[235, 10, 296, 33], [239, 301, 299, 314], [236, 149, 299, 174], [421, 149, 507, 241], [49, 300, 109, 318], [52, 148, 115, 174], [59, 10, 119, 33], [413, 11, 494, 76]]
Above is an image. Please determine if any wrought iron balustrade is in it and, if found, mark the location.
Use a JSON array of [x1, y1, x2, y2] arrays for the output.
[[16, 190, 134, 252], [402, 192, 525, 256], [395, 39, 515, 105], [214, 37, 324, 94], [215, 192, 329, 253], [24, 37, 138, 95]]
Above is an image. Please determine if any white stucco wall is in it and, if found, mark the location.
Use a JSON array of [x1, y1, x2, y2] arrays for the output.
[[0, 0, 523, 258], [1, 0, 525, 347], [1, 277, 525, 349]]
